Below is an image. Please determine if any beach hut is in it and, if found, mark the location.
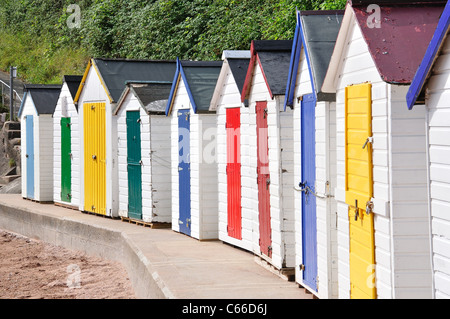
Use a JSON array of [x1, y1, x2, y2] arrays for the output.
[[114, 81, 172, 224], [209, 50, 251, 251], [240, 40, 295, 272], [406, 0, 450, 298], [166, 59, 222, 240], [284, 9, 344, 298], [19, 84, 62, 202], [53, 75, 82, 209], [73, 58, 176, 218], [321, 0, 445, 299]]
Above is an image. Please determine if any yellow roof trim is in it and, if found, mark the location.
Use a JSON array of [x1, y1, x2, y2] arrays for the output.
[[73, 59, 92, 103], [73, 58, 114, 104]]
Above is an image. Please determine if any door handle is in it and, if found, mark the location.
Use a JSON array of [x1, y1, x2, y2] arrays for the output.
[[266, 178, 271, 190], [92, 155, 97, 160], [354, 200, 359, 221]]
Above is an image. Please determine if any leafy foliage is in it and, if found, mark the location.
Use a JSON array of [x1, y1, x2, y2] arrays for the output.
[[0, 0, 346, 83]]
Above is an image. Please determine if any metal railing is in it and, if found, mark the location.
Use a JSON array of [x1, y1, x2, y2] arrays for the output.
[[0, 79, 22, 103]]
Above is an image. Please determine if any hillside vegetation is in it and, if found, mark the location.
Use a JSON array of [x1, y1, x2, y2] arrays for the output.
[[0, 0, 346, 84]]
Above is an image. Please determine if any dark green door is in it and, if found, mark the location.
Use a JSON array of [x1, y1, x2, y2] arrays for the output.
[[127, 111, 143, 220], [61, 117, 72, 203]]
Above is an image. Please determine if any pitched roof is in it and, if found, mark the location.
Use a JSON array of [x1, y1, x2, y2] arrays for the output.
[[209, 50, 251, 112], [63, 75, 83, 101], [407, 1, 450, 109], [241, 40, 292, 102], [19, 84, 62, 117], [115, 81, 173, 115], [74, 58, 177, 104], [166, 59, 223, 115], [284, 10, 344, 109], [322, 1, 445, 92]]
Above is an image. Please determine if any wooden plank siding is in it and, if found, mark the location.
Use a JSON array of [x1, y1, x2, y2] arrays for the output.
[[333, 15, 432, 299], [246, 61, 295, 270], [53, 82, 80, 208], [170, 77, 218, 240], [292, 49, 338, 298], [215, 63, 253, 252], [423, 34, 450, 299], [77, 65, 118, 217]]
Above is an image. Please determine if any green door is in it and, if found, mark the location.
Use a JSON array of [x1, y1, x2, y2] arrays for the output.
[[61, 117, 72, 203], [127, 111, 143, 220]]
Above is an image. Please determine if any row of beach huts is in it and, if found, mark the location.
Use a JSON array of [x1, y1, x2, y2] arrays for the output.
[[17, 0, 450, 299]]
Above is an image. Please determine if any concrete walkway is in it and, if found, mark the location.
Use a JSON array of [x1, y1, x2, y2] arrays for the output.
[[0, 194, 313, 299]]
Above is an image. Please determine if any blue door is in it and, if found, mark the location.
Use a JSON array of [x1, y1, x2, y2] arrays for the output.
[[26, 115, 35, 199], [178, 109, 191, 236], [300, 93, 318, 291]]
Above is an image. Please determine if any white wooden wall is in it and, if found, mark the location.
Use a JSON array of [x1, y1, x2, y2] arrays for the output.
[[117, 92, 172, 223], [77, 65, 118, 217], [423, 35, 450, 299], [20, 96, 53, 202], [246, 61, 295, 270], [333, 16, 432, 299], [20, 96, 38, 199], [216, 62, 253, 252], [292, 49, 338, 299], [149, 115, 172, 223], [170, 77, 218, 240], [53, 82, 80, 208]]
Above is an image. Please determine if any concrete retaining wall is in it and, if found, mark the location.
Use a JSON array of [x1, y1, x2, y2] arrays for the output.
[[0, 201, 166, 299]]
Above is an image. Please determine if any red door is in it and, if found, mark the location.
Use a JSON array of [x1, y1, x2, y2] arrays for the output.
[[256, 101, 272, 257], [226, 108, 242, 239]]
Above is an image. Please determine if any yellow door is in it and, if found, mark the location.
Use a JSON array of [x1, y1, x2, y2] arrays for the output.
[[345, 83, 376, 299], [84, 103, 106, 215]]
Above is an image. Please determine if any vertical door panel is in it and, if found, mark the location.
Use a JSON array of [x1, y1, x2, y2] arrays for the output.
[[301, 93, 318, 291], [61, 117, 72, 203], [84, 103, 106, 215], [127, 111, 143, 220], [178, 109, 191, 236], [256, 101, 271, 257], [345, 83, 376, 299], [26, 115, 34, 199], [226, 108, 242, 240]]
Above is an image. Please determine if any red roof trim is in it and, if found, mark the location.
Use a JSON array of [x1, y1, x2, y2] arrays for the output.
[[240, 41, 274, 102], [241, 41, 257, 103]]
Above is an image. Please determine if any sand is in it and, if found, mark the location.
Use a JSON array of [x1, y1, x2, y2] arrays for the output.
[[0, 230, 136, 299]]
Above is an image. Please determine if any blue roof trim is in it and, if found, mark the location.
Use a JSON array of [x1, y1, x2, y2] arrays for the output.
[[284, 10, 303, 111], [407, 1, 450, 110], [179, 61, 200, 114], [18, 91, 28, 118], [283, 10, 317, 111], [165, 58, 200, 115], [165, 58, 181, 116]]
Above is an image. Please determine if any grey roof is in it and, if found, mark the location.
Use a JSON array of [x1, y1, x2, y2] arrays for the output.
[[254, 40, 293, 96], [228, 58, 250, 95], [301, 10, 344, 99], [93, 58, 177, 103], [23, 84, 62, 115], [63, 75, 83, 100], [181, 61, 223, 113], [131, 82, 173, 114]]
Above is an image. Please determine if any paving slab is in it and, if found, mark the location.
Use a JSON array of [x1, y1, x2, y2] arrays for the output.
[[0, 194, 313, 299]]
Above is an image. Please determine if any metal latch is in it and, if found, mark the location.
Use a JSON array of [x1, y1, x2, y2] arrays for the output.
[[366, 201, 374, 215], [264, 108, 268, 119], [266, 178, 271, 190], [299, 264, 305, 271], [363, 136, 374, 149], [354, 200, 359, 221]]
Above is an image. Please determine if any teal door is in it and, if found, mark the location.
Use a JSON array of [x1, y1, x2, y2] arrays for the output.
[[127, 111, 143, 220], [61, 117, 72, 203]]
